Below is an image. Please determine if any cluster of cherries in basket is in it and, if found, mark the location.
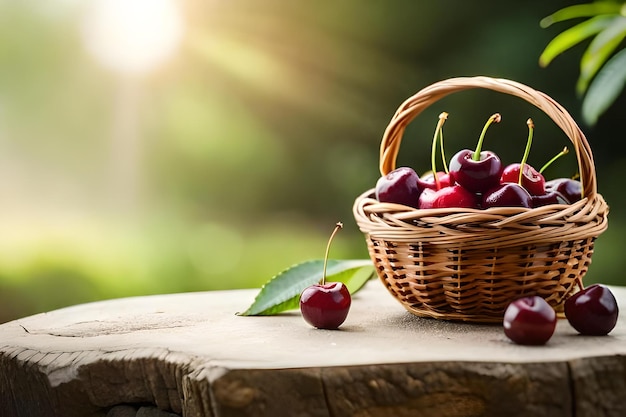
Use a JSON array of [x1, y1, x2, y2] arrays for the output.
[[375, 112, 582, 211]]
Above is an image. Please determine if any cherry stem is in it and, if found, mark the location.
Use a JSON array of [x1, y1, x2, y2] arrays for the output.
[[473, 113, 501, 161], [431, 112, 448, 190], [539, 146, 569, 174], [321, 222, 343, 285], [518, 118, 534, 186]]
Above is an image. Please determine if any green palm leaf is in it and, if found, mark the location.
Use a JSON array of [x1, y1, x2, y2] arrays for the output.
[[539, 15, 616, 67], [577, 16, 626, 95], [582, 48, 626, 125], [540, 1, 623, 28]]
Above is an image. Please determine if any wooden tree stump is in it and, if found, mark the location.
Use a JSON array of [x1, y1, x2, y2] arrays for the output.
[[1, 281, 625, 417]]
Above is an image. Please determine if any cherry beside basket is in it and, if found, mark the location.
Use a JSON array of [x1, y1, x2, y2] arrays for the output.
[[353, 76, 609, 323]]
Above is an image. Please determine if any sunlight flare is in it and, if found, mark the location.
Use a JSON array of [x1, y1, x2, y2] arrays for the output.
[[81, 0, 184, 75]]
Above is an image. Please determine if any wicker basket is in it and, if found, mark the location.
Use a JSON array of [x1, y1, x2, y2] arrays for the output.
[[353, 76, 609, 323]]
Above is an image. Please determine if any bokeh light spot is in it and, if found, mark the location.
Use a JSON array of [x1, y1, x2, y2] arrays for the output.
[[81, 0, 184, 75]]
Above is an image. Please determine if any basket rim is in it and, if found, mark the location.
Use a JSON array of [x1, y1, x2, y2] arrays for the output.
[[379, 76, 598, 199], [353, 187, 609, 247]]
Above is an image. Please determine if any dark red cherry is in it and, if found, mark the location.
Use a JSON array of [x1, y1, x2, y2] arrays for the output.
[[501, 163, 546, 196], [449, 149, 503, 194], [375, 167, 422, 208], [544, 178, 582, 204], [418, 171, 454, 190], [564, 284, 619, 336], [482, 183, 532, 208], [300, 282, 351, 330], [503, 296, 557, 345], [418, 185, 479, 209], [531, 189, 568, 207]]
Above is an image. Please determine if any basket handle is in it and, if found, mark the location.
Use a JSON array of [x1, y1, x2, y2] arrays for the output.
[[379, 76, 597, 198]]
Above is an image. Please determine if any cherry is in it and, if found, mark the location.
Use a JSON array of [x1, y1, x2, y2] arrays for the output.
[[531, 189, 568, 207], [374, 112, 451, 207], [501, 163, 545, 196], [300, 223, 351, 329], [375, 167, 422, 208], [449, 113, 503, 193], [418, 171, 454, 190], [418, 185, 479, 209], [300, 282, 351, 330], [503, 296, 557, 345], [544, 178, 582, 204], [482, 182, 532, 208], [564, 284, 619, 336]]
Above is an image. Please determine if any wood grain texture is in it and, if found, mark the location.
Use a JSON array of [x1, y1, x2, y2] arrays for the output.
[[1, 282, 624, 417]]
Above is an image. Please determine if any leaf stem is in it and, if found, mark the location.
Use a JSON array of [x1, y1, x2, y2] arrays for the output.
[[322, 222, 343, 284]]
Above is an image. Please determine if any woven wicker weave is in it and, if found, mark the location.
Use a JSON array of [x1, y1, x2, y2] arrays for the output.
[[353, 76, 609, 323]]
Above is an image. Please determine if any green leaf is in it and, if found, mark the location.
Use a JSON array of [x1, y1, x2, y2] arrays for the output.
[[539, 15, 616, 67], [540, 2, 623, 28], [577, 16, 626, 94], [237, 259, 375, 316], [582, 48, 626, 125]]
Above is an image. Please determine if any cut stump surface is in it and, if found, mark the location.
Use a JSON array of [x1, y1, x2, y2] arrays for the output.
[[1, 281, 625, 417]]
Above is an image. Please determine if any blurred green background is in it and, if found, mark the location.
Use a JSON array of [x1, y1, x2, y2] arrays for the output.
[[1, 0, 625, 323]]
